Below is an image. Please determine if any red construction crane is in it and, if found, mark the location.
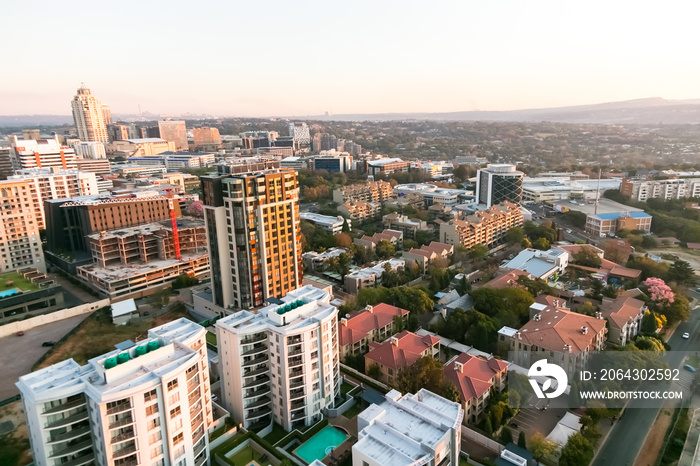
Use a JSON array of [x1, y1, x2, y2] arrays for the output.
[[165, 189, 181, 260]]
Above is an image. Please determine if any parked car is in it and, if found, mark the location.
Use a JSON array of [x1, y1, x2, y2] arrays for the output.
[[683, 332, 690, 339], [42, 341, 55, 347], [684, 365, 696, 372], [16, 331, 24, 336]]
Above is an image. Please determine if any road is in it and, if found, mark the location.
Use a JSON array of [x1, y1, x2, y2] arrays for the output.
[[592, 296, 700, 466]]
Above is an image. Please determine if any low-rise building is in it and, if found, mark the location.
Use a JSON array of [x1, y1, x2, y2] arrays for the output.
[[601, 294, 646, 346], [338, 201, 381, 221], [402, 241, 454, 271], [482, 269, 532, 289], [353, 389, 463, 466], [302, 247, 347, 272], [502, 247, 569, 281], [299, 212, 349, 233], [508, 298, 607, 374], [333, 181, 394, 204], [382, 212, 431, 240], [364, 330, 441, 387], [365, 158, 409, 176], [105, 138, 176, 156], [344, 259, 404, 294], [338, 303, 410, 360], [127, 152, 215, 171], [440, 201, 524, 249], [17, 318, 213, 466], [585, 211, 652, 237], [443, 353, 508, 424], [393, 183, 468, 207], [353, 229, 403, 251], [113, 163, 168, 177]]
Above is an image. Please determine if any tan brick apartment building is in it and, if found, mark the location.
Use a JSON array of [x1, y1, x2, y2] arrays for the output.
[[332, 180, 394, 204], [439, 201, 523, 248]]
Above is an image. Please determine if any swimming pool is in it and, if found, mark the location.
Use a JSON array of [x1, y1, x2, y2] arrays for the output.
[[0, 288, 20, 298], [294, 425, 348, 463]]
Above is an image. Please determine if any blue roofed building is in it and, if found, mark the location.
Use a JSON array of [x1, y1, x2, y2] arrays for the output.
[[585, 210, 652, 237]]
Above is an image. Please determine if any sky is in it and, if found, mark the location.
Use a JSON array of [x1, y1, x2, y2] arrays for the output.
[[2, 0, 699, 117]]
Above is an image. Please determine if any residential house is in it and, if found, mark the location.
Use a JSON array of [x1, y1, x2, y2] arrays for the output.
[[344, 259, 405, 294], [502, 247, 569, 281], [338, 303, 410, 360], [402, 241, 454, 271], [364, 330, 440, 387], [443, 353, 509, 424], [600, 295, 646, 346], [353, 229, 403, 251]]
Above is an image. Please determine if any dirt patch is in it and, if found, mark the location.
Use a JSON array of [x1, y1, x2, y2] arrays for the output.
[[635, 405, 674, 466]]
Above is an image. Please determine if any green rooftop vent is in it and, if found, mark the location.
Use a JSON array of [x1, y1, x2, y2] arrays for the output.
[[116, 352, 130, 365], [135, 345, 148, 357], [105, 357, 118, 369], [146, 340, 160, 352]]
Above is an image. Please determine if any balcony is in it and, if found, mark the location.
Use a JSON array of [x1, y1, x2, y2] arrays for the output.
[[289, 377, 304, 389], [46, 410, 89, 429], [243, 375, 270, 389], [289, 368, 303, 378], [290, 400, 305, 411], [288, 346, 302, 356], [190, 402, 203, 420], [241, 334, 267, 345], [108, 415, 134, 430], [50, 440, 93, 459], [291, 407, 306, 419], [244, 386, 271, 399], [246, 396, 271, 410], [247, 406, 272, 420], [289, 389, 305, 400], [242, 355, 268, 367], [191, 416, 204, 433], [287, 336, 302, 345], [112, 442, 137, 459], [106, 402, 132, 415], [288, 356, 303, 367], [242, 343, 267, 356], [195, 452, 208, 466], [59, 451, 95, 466], [48, 426, 91, 444], [242, 366, 269, 378], [43, 398, 87, 415], [187, 379, 200, 394], [194, 439, 206, 457]]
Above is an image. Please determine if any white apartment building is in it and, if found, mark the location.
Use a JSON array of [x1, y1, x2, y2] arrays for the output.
[[353, 389, 464, 466], [216, 285, 340, 431], [73, 141, 107, 159], [299, 212, 349, 233], [9, 135, 79, 170], [71, 86, 110, 143], [17, 318, 213, 466], [8, 168, 99, 229], [620, 177, 700, 202]]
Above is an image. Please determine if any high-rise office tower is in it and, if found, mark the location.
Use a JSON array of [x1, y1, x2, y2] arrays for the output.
[[71, 85, 110, 142], [289, 122, 310, 148], [17, 318, 213, 466], [101, 104, 112, 125], [192, 127, 222, 148], [158, 120, 188, 152], [216, 285, 340, 431], [0, 179, 45, 272], [9, 135, 78, 170], [201, 168, 301, 310], [476, 163, 524, 207]]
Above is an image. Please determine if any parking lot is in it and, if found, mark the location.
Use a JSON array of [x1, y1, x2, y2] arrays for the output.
[[0, 314, 88, 399]]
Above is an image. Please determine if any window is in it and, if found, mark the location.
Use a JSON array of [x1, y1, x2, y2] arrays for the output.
[[148, 431, 162, 445], [146, 404, 159, 416], [172, 432, 184, 446], [148, 418, 161, 431], [169, 393, 180, 405], [167, 379, 179, 391]]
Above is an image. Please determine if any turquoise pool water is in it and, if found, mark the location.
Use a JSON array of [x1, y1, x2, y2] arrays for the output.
[[0, 288, 20, 298], [294, 426, 348, 463]]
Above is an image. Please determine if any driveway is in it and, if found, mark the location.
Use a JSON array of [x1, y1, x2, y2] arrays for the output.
[[0, 314, 88, 399]]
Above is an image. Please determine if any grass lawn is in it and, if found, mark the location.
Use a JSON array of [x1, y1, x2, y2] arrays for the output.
[[263, 423, 288, 446], [340, 381, 355, 398], [342, 402, 365, 419], [0, 272, 39, 292], [34, 304, 190, 370], [0, 434, 30, 466], [206, 331, 217, 346], [228, 446, 272, 466]]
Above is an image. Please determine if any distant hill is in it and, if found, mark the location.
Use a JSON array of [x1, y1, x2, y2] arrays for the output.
[[0, 115, 74, 127], [297, 97, 700, 124]]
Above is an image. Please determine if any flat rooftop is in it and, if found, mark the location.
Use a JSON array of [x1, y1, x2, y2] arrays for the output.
[[554, 198, 644, 216], [86, 218, 204, 240], [78, 252, 208, 281]]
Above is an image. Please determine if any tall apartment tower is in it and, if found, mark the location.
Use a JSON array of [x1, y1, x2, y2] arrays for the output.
[[158, 120, 188, 152], [0, 147, 16, 179], [216, 285, 340, 431], [0, 179, 46, 272], [17, 318, 213, 466], [9, 135, 78, 170], [289, 122, 311, 147], [476, 163, 524, 207], [201, 168, 302, 310], [71, 85, 110, 142]]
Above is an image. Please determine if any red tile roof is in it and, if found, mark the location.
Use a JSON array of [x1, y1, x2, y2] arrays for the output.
[[601, 296, 646, 330], [482, 269, 532, 289], [444, 353, 509, 403], [687, 242, 700, 251], [517, 300, 607, 352], [338, 303, 410, 347], [364, 330, 440, 371]]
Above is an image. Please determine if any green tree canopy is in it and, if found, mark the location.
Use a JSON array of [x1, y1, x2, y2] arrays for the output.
[[558, 433, 594, 466]]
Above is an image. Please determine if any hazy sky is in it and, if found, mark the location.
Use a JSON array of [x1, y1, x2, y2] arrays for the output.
[[2, 0, 699, 117]]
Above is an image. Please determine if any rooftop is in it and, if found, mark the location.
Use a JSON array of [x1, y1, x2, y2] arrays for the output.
[[124, 138, 167, 144], [339, 303, 410, 347], [553, 198, 644, 216], [443, 353, 509, 402], [77, 251, 208, 281], [299, 212, 345, 225], [364, 330, 440, 371]]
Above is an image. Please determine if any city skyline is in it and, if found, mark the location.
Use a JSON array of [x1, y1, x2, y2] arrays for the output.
[[2, 0, 699, 117]]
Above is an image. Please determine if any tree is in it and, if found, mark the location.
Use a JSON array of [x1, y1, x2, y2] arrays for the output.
[[521, 238, 532, 248], [641, 310, 666, 334], [641, 235, 657, 249], [516, 276, 555, 297], [342, 217, 350, 233], [668, 260, 695, 285], [505, 227, 526, 245], [483, 416, 493, 437], [172, 273, 199, 289], [393, 315, 406, 333], [644, 277, 674, 305], [376, 240, 396, 259], [603, 239, 632, 264], [148, 287, 171, 308], [500, 426, 514, 444], [367, 364, 382, 379], [396, 356, 446, 395], [665, 293, 690, 323], [588, 278, 604, 301], [602, 284, 618, 299], [518, 431, 527, 448], [627, 256, 670, 280], [333, 233, 352, 248], [533, 237, 550, 251], [559, 433, 594, 466], [186, 200, 204, 217], [403, 239, 419, 250], [415, 230, 434, 247], [634, 336, 665, 351], [529, 433, 557, 462], [468, 244, 489, 260], [572, 248, 602, 268], [471, 287, 536, 327], [443, 382, 461, 403]]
